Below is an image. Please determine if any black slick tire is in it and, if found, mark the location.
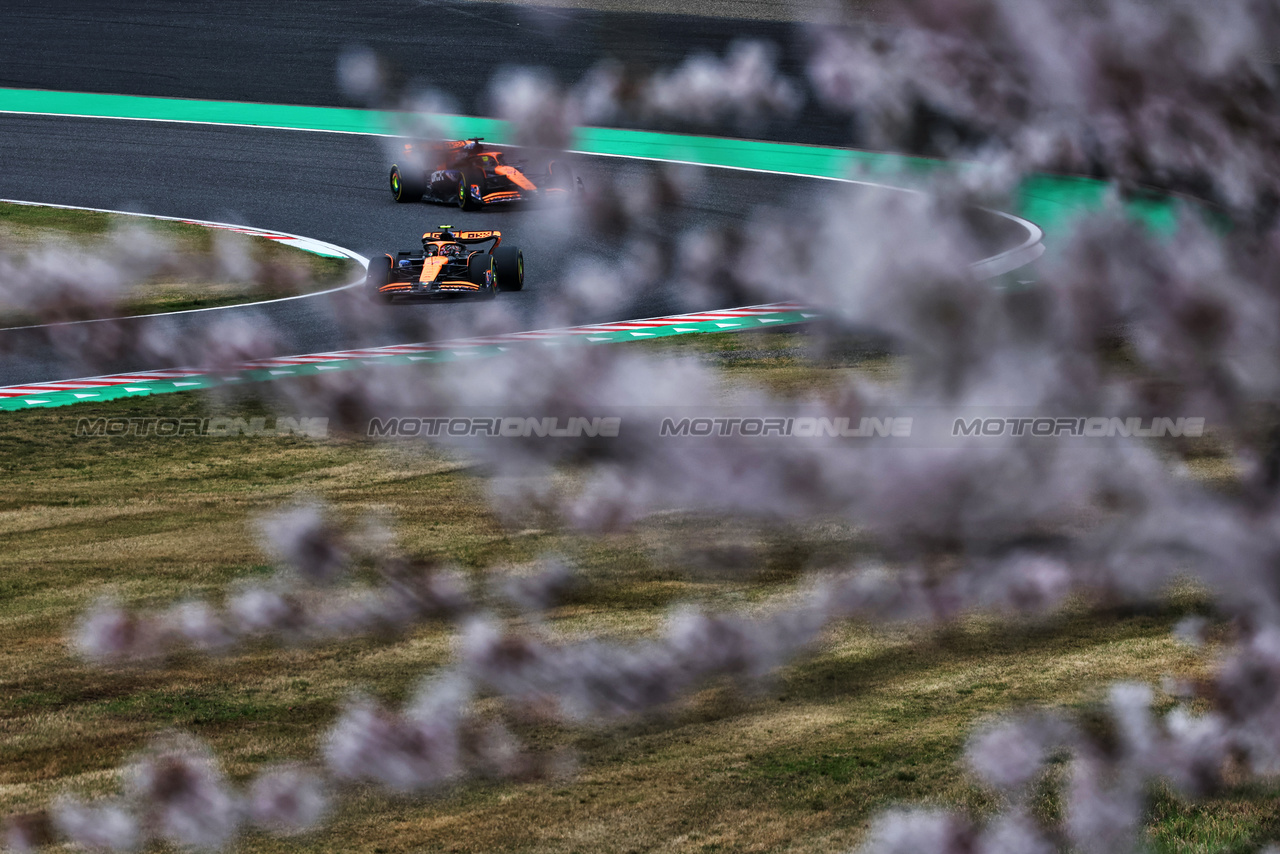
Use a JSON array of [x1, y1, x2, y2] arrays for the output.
[[390, 165, 423, 203], [468, 253, 495, 295], [493, 245, 524, 292], [458, 170, 484, 211], [367, 255, 394, 303]]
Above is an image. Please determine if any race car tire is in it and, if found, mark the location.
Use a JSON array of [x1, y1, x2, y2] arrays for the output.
[[366, 255, 395, 303], [494, 245, 524, 292], [458, 170, 484, 211], [390, 165, 423, 203], [547, 160, 576, 191], [468, 253, 495, 292]]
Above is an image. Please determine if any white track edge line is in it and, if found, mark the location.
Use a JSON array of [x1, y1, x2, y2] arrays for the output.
[[0, 108, 1045, 277]]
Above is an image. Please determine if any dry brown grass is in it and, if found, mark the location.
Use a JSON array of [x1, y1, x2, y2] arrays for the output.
[[0, 202, 359, 323], [0, 334, 1271, 852]]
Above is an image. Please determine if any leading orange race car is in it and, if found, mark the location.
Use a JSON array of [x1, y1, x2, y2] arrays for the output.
[[389, 138, 581, 210]]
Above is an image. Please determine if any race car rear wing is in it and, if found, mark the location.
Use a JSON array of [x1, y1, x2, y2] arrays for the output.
[[403, 138, 486, 154], [422, 229, 502, 250]]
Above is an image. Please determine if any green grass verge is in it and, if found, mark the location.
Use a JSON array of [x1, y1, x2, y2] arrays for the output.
[[0, 202, 359, 324], [0, 330, 1273, 853]]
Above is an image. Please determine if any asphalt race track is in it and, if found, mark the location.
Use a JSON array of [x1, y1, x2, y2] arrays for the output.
[[0, 112, 824, 386], [0, 0, 1032, 389]]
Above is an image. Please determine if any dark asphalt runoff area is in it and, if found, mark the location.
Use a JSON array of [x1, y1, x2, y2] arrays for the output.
[[0, 0, 857, 148]]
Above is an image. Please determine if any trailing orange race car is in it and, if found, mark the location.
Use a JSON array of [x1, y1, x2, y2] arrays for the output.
[[366, 226, 524, 302], [389, 138, 580, 209]]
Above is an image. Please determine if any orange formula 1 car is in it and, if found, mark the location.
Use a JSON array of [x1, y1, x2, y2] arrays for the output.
[[389, 138, 580, 209], [366, 226, 524, 302]]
